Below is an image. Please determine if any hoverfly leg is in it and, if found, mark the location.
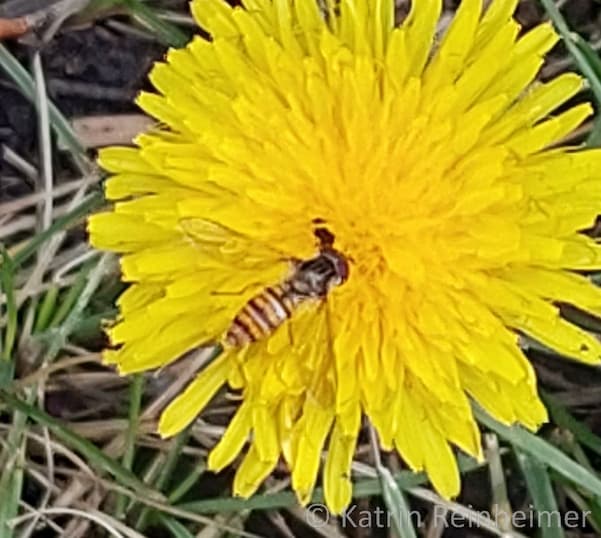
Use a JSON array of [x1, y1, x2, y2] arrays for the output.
[[323, 298, 336, 361]]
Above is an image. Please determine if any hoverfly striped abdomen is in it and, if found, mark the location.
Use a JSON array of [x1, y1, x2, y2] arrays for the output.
[[224, 284, 296, 347]]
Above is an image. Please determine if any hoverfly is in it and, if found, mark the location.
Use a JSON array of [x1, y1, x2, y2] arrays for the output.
[[180, 218, 350, 349]]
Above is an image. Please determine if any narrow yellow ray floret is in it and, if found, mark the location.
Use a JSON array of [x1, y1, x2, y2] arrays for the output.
[[89, 0, 601, 513]]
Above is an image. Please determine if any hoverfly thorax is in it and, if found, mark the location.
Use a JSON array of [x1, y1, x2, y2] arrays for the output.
[[290, 247, 349, 298]]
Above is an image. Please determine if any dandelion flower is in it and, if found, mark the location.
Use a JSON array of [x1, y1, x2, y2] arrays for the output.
[[89, 0, 601, 513]]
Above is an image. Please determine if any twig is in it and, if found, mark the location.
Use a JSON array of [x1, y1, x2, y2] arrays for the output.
[[48, 80, 135, 102], [0, 175, 100, 216], [9, 507, 134, 538], [0, 17, 28, 40], [0, 204, 71, 240], [1, 145, 37, 185], [32, 52, 53, 233], [15, 183, 98, 310]]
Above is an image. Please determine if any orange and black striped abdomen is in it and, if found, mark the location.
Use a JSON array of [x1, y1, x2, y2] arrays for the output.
[[224, 284, 296, 347]]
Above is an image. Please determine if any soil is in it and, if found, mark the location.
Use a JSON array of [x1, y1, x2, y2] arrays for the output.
[[0, 17, 166, 200]]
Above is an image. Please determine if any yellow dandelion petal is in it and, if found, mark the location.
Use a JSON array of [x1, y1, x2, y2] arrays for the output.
[[158, 354, 231, 437], [208, 403, 252, 472], [233, 444, 278, 499], [476, 0, 519, 47], [423, 0, 482, 96], [251, 404, 281, 463], [87, 212, 177, 252], [393, 1, 441, 82], [422, 424, 461, 499], [90, 0, 601, 512], [324, 416, 360, 515], [278, 395, 304, 465], [393, 386, 426, 473], [291, 398, 335, 505], [116, 283, 164, 315]]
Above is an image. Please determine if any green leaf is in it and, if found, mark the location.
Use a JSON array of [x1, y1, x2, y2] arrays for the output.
[[548, 471, 601, 534]]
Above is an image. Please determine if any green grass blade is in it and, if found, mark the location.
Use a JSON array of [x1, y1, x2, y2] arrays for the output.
[[34, 285, 59, 333], [167, 461, 206, 504], [124, 0, 189, 47], [135, 430, 190, 529], [0, 443, 24, 538], [47, 261, 96, 328], [123, 374, 144, 473], [115, 374, 145, 518], [475, 406, 601, 498], [41, 253, 113, 363], [369, 427, 417, 538], [515, 449, 565, 538], [377, 465, 417, 538], [569, 33, 601, 146], [177, 456, 482, 514], [0, 389, 161, 498], [157, 514, 195, 538], [539, 0, 601, 147], [0, 248, 17, 363], [0, 362, 14, 389], [485, 433, 511, 526], [1, 389, 39, 538], [12, 192, 103, 268], [70, 308, 117, 342], [0, 45, 90, 172], [570, 33, 601, 146], [548, 471, 601, 533], [542, 391, 601, 459]]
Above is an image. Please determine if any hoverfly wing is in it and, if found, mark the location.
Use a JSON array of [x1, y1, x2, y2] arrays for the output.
[[179, 217, 292, 263], [179, 218, 245, 246], [179, 218, 294, 301]]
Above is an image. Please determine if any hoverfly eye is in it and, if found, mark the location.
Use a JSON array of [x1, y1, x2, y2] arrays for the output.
[[336, 257, 350, 283]]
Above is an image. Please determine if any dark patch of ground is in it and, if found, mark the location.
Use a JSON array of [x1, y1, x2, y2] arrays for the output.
[[0, 18, 165, 200]]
